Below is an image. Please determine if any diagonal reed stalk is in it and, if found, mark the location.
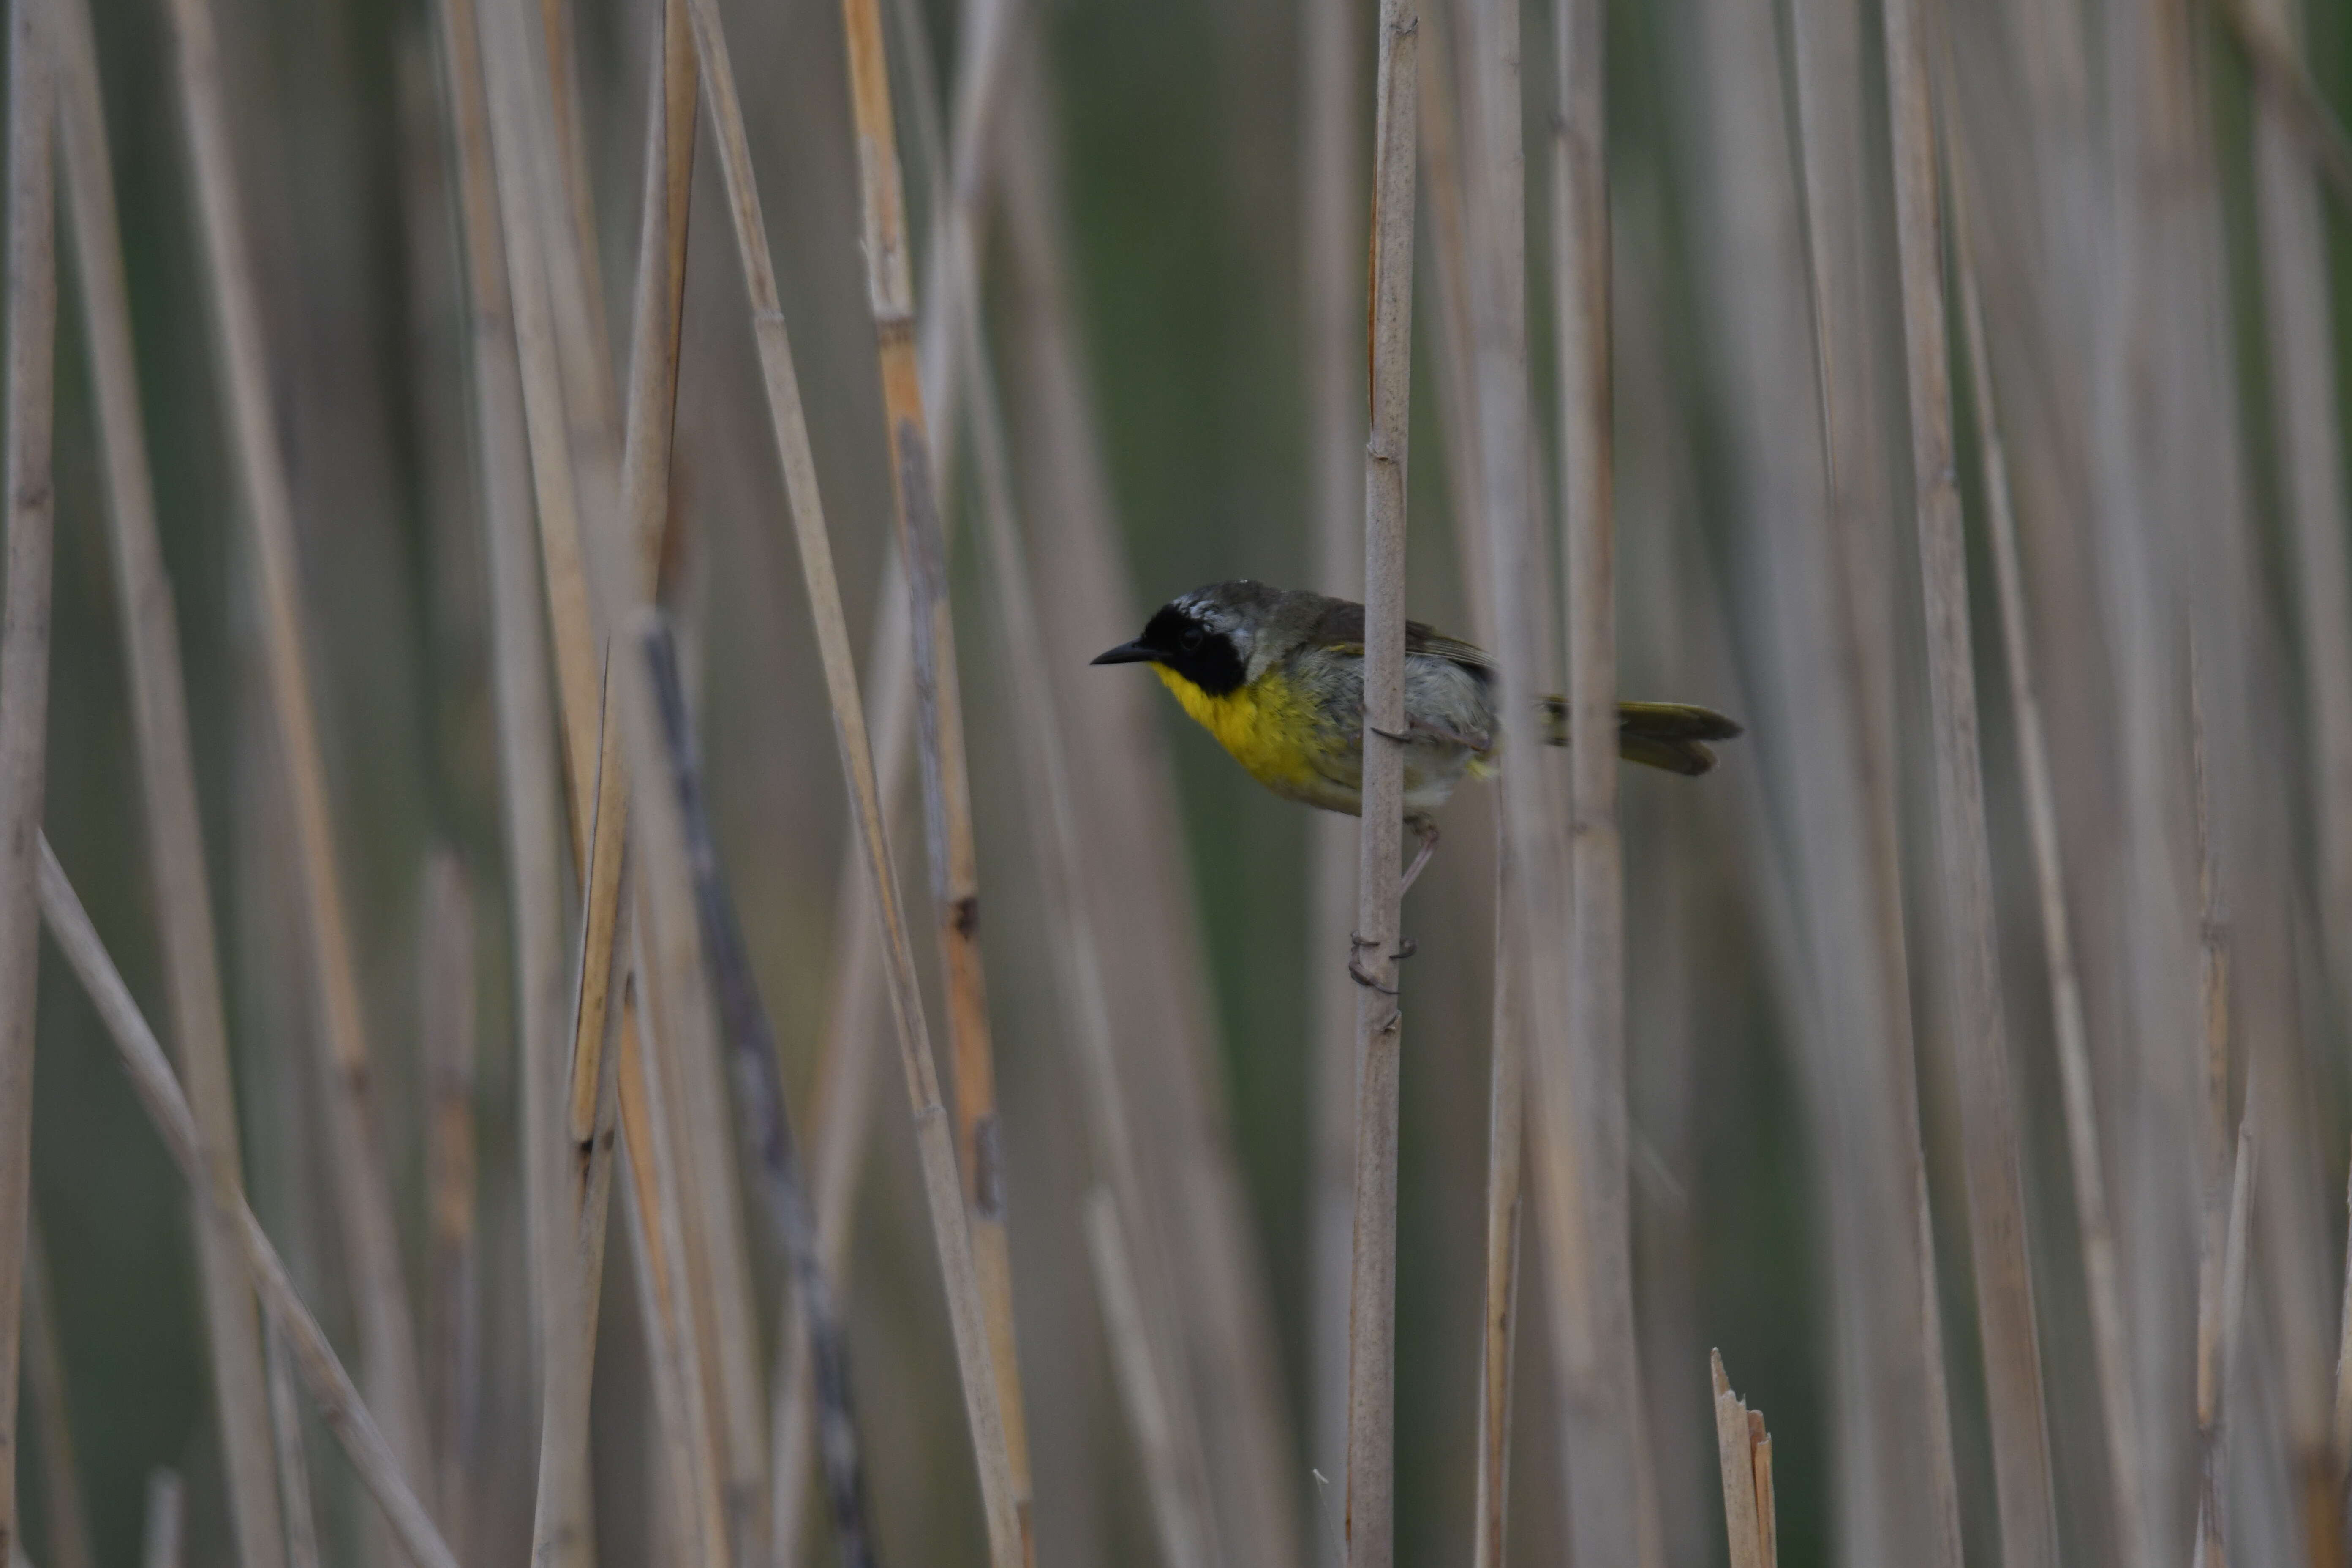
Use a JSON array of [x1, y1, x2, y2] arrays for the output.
[[22, 1226, 92, 1568], [1952, 156, 2150, 1568], [49, 0, 285, 1559], [1549, 0, 1651, 1555], [679, 0, 1024, 1558], [1344, 4, 1418, 1563], [638, 619, 879, 1568], [162, 0, 435, 1505], [0, 3, 55, 1556], [1881, 8, 2060, 1565], [830, 3, 1035, 1553], [36, 841, 461, 1568]]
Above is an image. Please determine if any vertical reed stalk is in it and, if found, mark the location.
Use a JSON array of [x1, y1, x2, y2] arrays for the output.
[[50, 1, 285, 1558], [680, 0, 1024, 1556], [956, 222, 1223, 1562], [266, 1322, 324, 1568], [419, 855, 479, 1546], [1470, 825, 1522, 1568], [37, 843, 462, 1568], [1301, 0, 1365, 1492], [1083, 1190, 1215, 1568], [1551, 0, 1650, 1555], [0, 6, 55, 1554], [22, 1228, 91, 1568], [163, 0, 433, 1499], [996, 72, 1304, 1564], [830, 3, 1034, 1552], [2192, 668, 2232, 1566], [1882, 9, 2059, 1564], [639, 621, 880, 1568], [1954, 167, 2150, 1568], [1345, 7, 1418, 1563], [140, 1475, 184, 1568], [422, 0, 569, 1541], [1711, 1353, 1777, 1568]]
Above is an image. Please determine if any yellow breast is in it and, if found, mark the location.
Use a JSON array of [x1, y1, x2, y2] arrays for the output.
[[1154, 664, 1328, 797]]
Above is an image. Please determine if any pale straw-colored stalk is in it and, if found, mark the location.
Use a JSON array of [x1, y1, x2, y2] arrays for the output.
[[139, 1475, 184, 1568], [1550, 0, 1650, 1554], [162, 0, 433, 1501], [1881, 7, 2058, 1563], [1301, 0, 1365, 1495], [265, 1321, 324, 1568], [36, 842, 460, 1568], [954, 218, 1222, 1564], [49, 0, 285, 1557], [1084, 1191, 1214, 1568], [1344, 5, 1418, 1563], [22, 1228, 91, 1568], [1710, 1353, 1777, 1568], [680, 0, 1024, 1557], [1953, 156, 2149, 1568], [829, 1, 1034, 1551], [994, 69, 1304, 1565], [419, 853, 480, 1547], [0, 6, 56, 1554]]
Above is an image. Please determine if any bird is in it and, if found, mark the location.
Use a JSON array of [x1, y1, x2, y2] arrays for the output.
[[1092, 579, 1742, 890]]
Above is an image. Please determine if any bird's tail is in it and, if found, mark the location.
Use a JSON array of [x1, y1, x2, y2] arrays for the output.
[[1540, 697, 1744, 776]]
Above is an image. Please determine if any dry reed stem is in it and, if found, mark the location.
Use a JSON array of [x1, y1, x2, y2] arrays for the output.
[[1084, 1191, 1214, 1568], [638, 621, 880, 1568], [991, 75, 1303, 1566], [1710, 1353, 1775, 1568], [1551, 0, 1649, 1555], [420, 854, 480, 1544], [531, 677, 638, 1568], [2210, 0, 2352, 206], [422, 0, 569, 1535], [772, 0, 1020, 1525], [163, 0, 434, 1501], [1882, 8, 2058, 1563], [1470, 820, 1522, 1568], [49, 1, 285, 1557], [1413, 1, 1489, 633], [22, 1229, 90, 1568], [2193, 669, 2232, 1568], [476, 0, 736, 1550], [36, 843, 461, 1568], [681, 0, 1025, 1557], [1461, 0, 1590, 1551], [1345, 5, 1418, 1563], [610, 7, 772, 1545], [1302, 0, 1366, 1493], [266, 1322, 324, 1568], [954, 233, 1223, 1560], [1682, 0, 1959, 1550], [140, 1475, 183, 1568], [2235, 0, 2352, 1501], [1953, 165, 2150, 1568], [0, 6, 55, 1555], [466, 0, 624, 1546], [832, 0, 1035, 1549]]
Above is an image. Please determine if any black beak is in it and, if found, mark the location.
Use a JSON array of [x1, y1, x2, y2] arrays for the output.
[[1091, 640, 1157, 666]]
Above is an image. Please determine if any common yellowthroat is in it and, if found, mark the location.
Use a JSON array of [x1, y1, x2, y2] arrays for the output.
[[1093, 580, 1741, 886]]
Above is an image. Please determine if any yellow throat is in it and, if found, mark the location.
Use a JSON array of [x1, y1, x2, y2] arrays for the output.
[[1152, 663, 1326, 794]]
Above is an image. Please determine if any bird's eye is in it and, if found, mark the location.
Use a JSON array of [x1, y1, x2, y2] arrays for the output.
[[1181, 627, 1205, 653]]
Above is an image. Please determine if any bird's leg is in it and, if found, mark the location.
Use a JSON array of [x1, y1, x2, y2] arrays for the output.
[[1399, 813, 1441, 894]]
